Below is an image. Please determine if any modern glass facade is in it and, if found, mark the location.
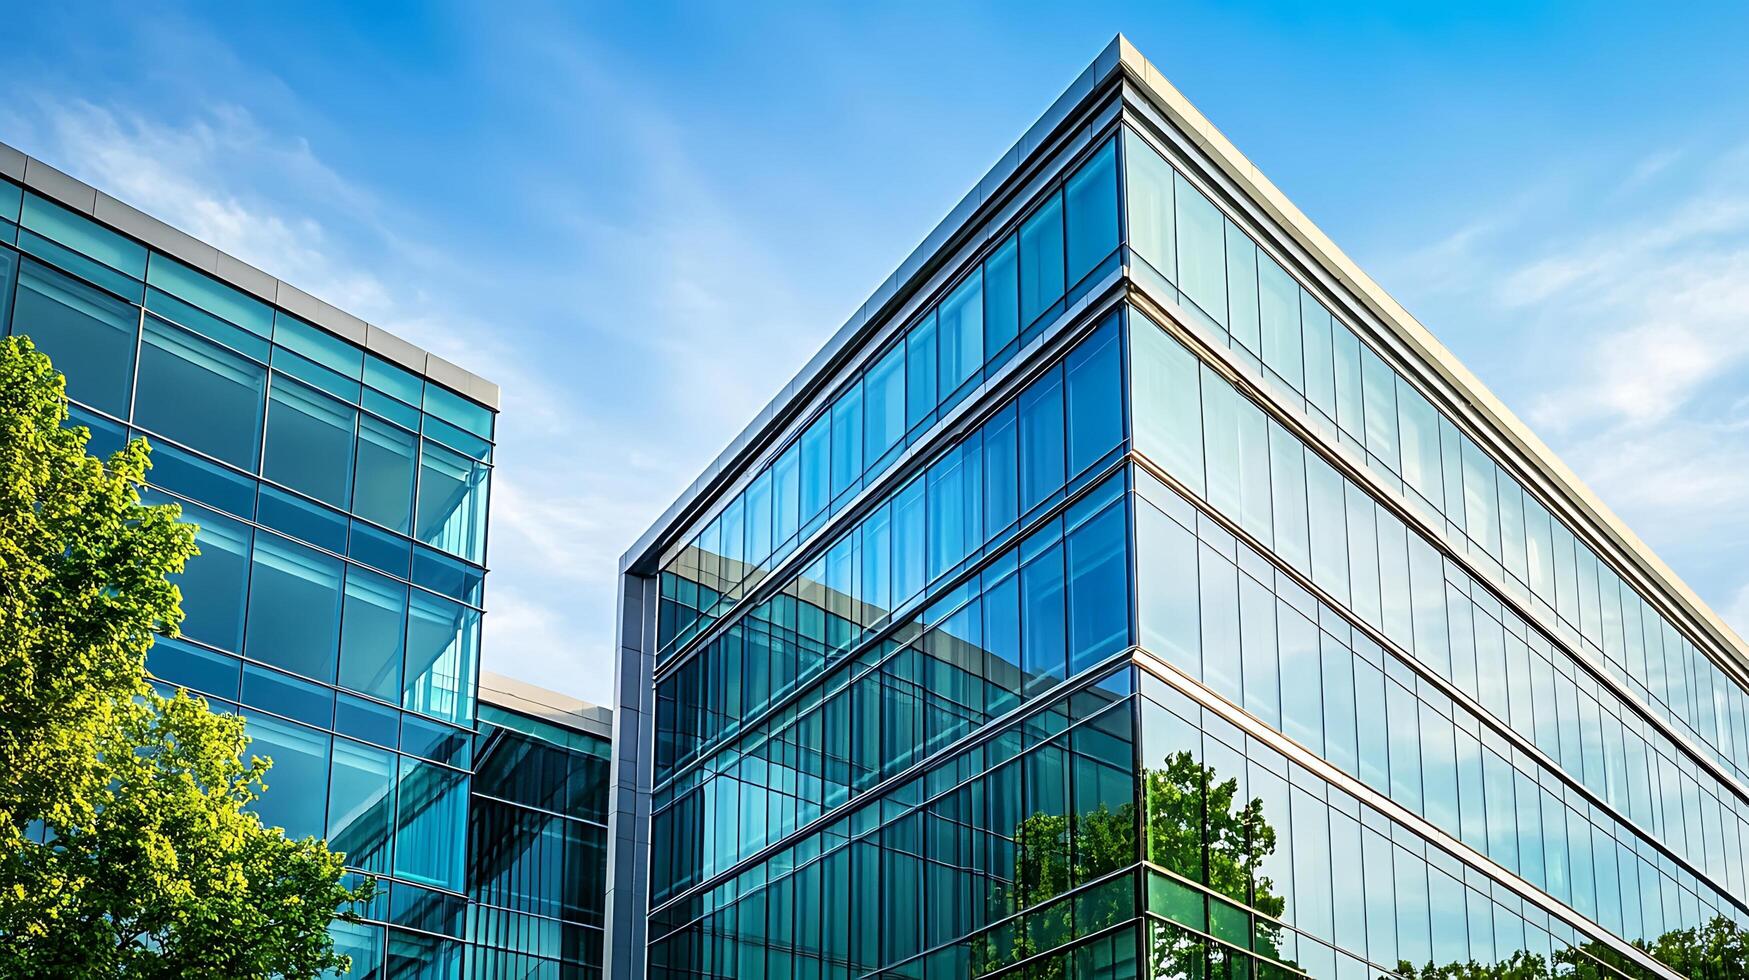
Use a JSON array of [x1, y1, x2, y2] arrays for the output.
[[611, 37, 1749, 980], [0, 145, 607, 978], [471, 674, 615, 978]]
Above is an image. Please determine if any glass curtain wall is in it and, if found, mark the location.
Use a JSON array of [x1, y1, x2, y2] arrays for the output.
[[0, 177, 496, 975]]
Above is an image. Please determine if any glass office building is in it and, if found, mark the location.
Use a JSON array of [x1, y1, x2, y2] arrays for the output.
[[610, 37, 1749, 980], [472, 673, 615, 978], [0, 141, 600, 978]]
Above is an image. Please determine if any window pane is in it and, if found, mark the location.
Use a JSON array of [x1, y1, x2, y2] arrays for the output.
[[246, 713, 331, 841], [1019, 367, 1065, 512], [829, 384, 862, 499], [1130, 312, 1204, 496], [1137, 499, 1200, 677], [265, 377, 358, 508], [11, 259, 137, 416], [1301, 295, 1337, 418], [1020, 191, 1064, 326], [1020, 543, 1066, 696], [864, 342, 906, 463], [905, 313, 937, 431], [937, 270, 983, 396], [417, 439, 489, 563], [1065, 317, 1122, 476], [1268, 424, 1309, 574], [1066, 139, 1118, 285], [394, 756, 468, 891], [339, 568, 408, 702], [1279, 602, 1322, 751], [172, 501, 252, 652], [1124, 129, 1175, 280], [1174, 172, 1227, 326], [329, 737, 395, 873], [983, 238, 1021, 363], [1066, 501, 1127, 674], [246, 534, 343, 683], [354, 415, 417, 534], [406, 590, 479, 725], [135, 315, 266, 468], [1258, 254, 1303, 389]]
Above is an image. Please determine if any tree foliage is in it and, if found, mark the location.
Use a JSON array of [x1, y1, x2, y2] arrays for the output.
[[0, 336, 367, 979]]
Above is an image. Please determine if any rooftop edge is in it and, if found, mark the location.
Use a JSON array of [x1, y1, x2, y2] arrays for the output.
[[0, 138, 500, 411], [477, 670, 613, 741]]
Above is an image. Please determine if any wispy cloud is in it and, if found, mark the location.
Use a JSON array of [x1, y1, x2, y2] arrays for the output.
[[1385, 140, 1749, 641]]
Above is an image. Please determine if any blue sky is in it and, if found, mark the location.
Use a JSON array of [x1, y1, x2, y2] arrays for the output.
[[8, 2, 1749, 705]]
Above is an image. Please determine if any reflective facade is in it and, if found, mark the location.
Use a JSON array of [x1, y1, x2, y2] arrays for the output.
[[612, 37, 1749, 980], [0, 145, 596, 978], [472, 674, 615, 978]]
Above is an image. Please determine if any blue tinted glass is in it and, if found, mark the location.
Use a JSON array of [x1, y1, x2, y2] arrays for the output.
[[146, 253, 272, 336], [905, 313, 937, 430], [145, 439, 256, 517], [413, 547, 483, 605], [273, 346, 361, 403], [147, 636, 242, 701], [422, 382, 492, 441], [20, 192, 146, 279], [16, 229, 140, 301], [864, 342, 905, 463], [136, 316, 266, 469], [245, 713, 331, 840], [416, 439, 489, 563], [265, 377, 358, 508], [937, 270, 983, 396], [983, 404, 1019, 538], [400, 713, 470, 768], [336, 693, 401, 748], [340, 568, 408, 703], [353, 415, 417, 534], [405, 590, 477, 725], [350, 519, 412, 578], [772, 443, 800, 547], [984, 237, 1020, 359], [1019, 191, 1065, 326], [798, 415, 829, 522], [11, 259, 137, 416], [243, 662, 335, 728], [1020, 541, 1066, 696], [364, 354, 422, 405], [393, 756, 467, 890], [169, 500, 252, 652], [273, 311, 363, 380], [68, 404, 127, 459], [245, 534, 343, 683], [829, 384, 862, 499], [0, 180, 18, 223], [257, 484, 348, 554], [1066, 499, 1127, 674], [0, 247, 17, 334], [329, 737, 395, 874], [1064, 316, 1122, 476], [362, 387, 422, 431], [144, 287, 271, 361], [1065, 139, 1119, 286], [421, 415, 491, 461], [1018, 367, 1065, 513]]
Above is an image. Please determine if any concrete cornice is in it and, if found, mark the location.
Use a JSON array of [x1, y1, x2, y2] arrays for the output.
[[0, 139, 499, 411]]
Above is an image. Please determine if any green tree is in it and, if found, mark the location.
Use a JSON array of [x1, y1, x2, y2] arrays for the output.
[[0, 336, 368, 978]]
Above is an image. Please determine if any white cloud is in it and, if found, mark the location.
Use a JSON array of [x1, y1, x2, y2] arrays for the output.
[[1389, 140, 1749, 633]]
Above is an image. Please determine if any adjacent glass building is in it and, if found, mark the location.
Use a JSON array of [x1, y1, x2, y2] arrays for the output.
[[0, 141, 610, 978], [610, 37, 1749, 980]]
